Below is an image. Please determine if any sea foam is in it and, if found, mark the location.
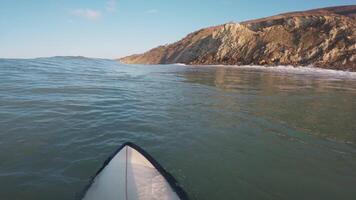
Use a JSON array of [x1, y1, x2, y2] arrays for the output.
[[210, 65, 356, 79]]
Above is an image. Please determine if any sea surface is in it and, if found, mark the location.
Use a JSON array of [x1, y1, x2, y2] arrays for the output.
[[0, 57, 356, 200]]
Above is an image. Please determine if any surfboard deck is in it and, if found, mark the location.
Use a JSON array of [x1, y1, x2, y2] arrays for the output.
[[80, 142, 188, 200]]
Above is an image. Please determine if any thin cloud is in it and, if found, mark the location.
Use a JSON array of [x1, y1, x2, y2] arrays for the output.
[[146, 9, 158, 14], [71, 9, 101, 20], [106, 0, 117, 12]]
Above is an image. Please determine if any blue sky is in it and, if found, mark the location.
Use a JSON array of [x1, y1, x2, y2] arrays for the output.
[[0, 0, 354, 58]]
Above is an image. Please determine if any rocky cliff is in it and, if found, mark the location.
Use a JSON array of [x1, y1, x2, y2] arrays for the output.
[[119, 5, 356, 71]]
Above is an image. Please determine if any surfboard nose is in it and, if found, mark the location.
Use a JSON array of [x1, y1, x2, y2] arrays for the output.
[[81, 143, 188, 200]]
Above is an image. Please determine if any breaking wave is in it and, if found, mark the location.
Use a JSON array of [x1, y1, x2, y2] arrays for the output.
[[209, 65, 356, 79]]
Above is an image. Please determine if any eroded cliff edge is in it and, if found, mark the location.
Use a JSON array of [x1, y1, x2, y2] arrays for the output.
[[120, 5, 356, 71]]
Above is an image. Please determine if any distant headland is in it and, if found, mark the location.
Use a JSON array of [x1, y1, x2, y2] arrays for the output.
[[120, 5, 356, 71]]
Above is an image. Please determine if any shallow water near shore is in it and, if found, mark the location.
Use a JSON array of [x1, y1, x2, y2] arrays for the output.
[[0, 57, 356, 200]]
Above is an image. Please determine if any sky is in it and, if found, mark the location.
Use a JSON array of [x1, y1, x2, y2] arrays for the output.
[[0, 0, 354, 59]]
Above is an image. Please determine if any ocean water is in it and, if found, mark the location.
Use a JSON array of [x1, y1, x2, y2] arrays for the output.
[[0, 57, 355, 200]]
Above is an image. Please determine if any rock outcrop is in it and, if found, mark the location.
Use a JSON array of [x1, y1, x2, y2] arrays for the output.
[[119, 5, 356, 71]]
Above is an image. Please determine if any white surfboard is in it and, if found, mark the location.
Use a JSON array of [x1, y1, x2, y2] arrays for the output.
[[81, 142, 188, 200]]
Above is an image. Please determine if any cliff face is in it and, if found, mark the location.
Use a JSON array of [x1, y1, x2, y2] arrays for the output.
[[119, 5, 356, 71]]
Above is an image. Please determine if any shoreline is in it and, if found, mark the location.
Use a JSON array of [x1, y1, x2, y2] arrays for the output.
[[126, 62, 356, 78]]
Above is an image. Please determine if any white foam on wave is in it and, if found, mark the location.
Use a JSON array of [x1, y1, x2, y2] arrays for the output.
[[173, 63, 187, 66], [218, 65, 356, 79]]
